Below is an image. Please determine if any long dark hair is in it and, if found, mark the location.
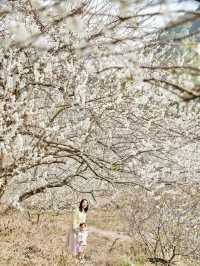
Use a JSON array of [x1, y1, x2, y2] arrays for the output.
[[79, 199, 89, 213]]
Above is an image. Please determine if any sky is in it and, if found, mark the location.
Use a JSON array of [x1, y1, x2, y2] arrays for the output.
[[137, 0, 199, 29]]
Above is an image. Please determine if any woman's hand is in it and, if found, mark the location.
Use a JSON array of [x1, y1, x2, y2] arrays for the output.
[[73, 228, 78, 233]]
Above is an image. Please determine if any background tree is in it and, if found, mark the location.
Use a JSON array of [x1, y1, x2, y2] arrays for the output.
[[0, 0, 199, 212]]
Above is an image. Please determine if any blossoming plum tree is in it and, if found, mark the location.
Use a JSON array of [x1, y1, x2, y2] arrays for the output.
[[0, 0, 199, 211]]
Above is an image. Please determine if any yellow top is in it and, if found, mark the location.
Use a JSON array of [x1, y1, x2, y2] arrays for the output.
[[72, 207, 86, 230]]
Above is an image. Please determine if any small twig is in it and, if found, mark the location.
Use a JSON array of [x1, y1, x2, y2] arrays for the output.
[[108, 238, 120, 253]]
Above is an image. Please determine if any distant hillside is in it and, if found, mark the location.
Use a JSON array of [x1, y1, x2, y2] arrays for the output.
[[190, 6, 200, 38], [173, 5, 200, 40]]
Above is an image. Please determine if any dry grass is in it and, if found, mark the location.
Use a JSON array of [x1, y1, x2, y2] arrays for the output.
[[0, 206, 75, 265], [0, 204, 135, 266], [0, 203, 189, 266]]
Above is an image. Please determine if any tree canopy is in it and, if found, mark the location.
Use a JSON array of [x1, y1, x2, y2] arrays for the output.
[[0, 0, 200, 209]]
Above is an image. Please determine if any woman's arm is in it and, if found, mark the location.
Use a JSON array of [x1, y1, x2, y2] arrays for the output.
[[72, 207, 79, 230]]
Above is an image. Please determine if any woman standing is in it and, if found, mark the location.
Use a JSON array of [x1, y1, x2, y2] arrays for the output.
[[67, 199, 89, 256]]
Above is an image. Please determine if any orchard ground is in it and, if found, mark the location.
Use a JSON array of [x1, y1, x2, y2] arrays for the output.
[[0, 200, 188, 266]]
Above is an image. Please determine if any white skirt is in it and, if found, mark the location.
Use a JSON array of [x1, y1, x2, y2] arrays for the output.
[[67, 228, 77, 256]]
